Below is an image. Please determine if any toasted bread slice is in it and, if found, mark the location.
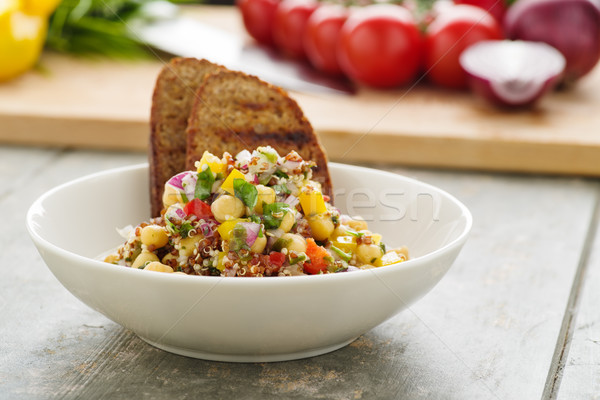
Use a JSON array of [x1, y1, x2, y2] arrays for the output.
[[149, 58, 224, 216], [185, 70, 332, 198]]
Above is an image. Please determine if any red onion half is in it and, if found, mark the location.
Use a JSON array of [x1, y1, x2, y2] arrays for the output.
[[504, 0, 600, 85], [460, 40, 565, 108]]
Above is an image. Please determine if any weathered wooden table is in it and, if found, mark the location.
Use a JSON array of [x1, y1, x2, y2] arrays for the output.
[[1, 144, 598, 399]]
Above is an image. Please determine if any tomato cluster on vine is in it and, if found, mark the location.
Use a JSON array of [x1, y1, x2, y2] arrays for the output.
[[236, 0, 507, 89]]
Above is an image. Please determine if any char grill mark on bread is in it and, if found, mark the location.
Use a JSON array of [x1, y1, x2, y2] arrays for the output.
[[184, 70, 332, 197], [149, 58, 224, 216]]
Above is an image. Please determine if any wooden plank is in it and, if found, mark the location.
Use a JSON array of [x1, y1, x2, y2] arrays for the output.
[[1, 6, 600, 175], [2, 148, 597, 398], [0, 55, 159, 150], [556, 193, 600, 400]]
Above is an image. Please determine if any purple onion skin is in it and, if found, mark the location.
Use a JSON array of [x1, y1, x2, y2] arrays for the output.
[[504, 0, 600, 85]]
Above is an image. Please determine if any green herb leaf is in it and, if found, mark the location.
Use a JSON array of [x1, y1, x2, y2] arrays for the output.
[[273, 170, 289, 179], [346, 229, 364, 238], [234, 179, 258, 208], [46, 0, 149, 59], [179, 221, 194, 239], [230, 224, 248, 252], [180, 192, 189, 204], [263, 202, 292, 229], [331, 214, 339, 225], [259, 148, 278, 163], [331, 245, 352, 262], [272, 184, 291, 196], [248, 215, 262, 224], [289, 253, 307, 265], [271, 237, 291, 252], [195, 166, 214, 200]]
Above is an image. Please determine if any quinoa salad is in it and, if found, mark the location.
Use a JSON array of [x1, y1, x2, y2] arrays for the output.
[[104, 146, 408, 276]]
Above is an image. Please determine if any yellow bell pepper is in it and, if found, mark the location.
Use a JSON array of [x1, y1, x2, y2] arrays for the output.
[[216, 218, 248, 241], [299, 189, 327, 216], [22, 0, 61, 18], [371, 233, 382, 245], [197, 151, 226, 175], [220, 168, 246, 195], [380, 251, 405, 266], [331, 235, 356, 254], [215, 251, 227, 271], [0, 0, 60, 82]]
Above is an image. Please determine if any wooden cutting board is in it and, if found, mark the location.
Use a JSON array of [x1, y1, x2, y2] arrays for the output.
[[1, 6, 600, 176]]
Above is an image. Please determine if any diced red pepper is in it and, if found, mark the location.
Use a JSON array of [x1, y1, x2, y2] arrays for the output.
[[269, 252, 286, 267], [304, 238, 329, 274], [183, 198, 213, 219]]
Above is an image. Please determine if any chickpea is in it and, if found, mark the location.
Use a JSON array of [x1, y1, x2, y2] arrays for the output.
[[346, 217, 368, 232], [279, 209, 296, 233], [131, 250, 159, 269], [391, 246, 409, 259], [144, 261, 174, 273], [250, 234, 267, 253], [162, 185, 182, 208], [281, 233, 307, 253], [356, 243, 384, 265], [211, 194, 245, 222], [307, 214, 335, 241], [140, 225, 169, 248], [179, 235, 203, 257], [254, 185, 276, 214], [332, 225, 350, 238]]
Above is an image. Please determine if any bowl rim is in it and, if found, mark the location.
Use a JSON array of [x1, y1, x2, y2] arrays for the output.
[[26, 162, 472, 287]]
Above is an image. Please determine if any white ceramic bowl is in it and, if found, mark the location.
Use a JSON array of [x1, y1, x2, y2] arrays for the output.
[[27, 163, 471, 362]]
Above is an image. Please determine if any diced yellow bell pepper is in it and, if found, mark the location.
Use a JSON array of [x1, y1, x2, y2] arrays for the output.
[[220, 168, 246, 195], [380, 251, 406, 266], [216, 218, 248, 240], [197, 151, 226, 175], [215, 251, 227, 271], [371, 233, 382, 245], [299, 189, 327, 216], [332, 235, 356, 254]]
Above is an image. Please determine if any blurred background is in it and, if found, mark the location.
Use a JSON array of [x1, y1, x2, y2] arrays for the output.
[[1, 0, 600, 174]]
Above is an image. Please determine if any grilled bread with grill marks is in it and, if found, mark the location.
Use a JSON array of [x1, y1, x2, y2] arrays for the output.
[[184, 69, 332, 198], [149, 58, 224, 216]]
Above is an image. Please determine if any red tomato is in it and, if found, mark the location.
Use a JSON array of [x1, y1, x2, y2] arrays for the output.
[[303, 4, 349, 75], [453, 0, 506, 24], [236, 0, 280, 45], [304, 238, 330, 274], [424, 4, 503, 89], [269, 252, 286, 267], [337, 4, 422, 88], [183, 198, 213, 220], [272, 0, 319, 58]]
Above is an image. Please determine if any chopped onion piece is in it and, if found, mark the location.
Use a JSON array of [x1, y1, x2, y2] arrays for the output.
[[283, 194, 300, 208], [239, 222, 261, 246], [181, 173, 198, 203], [166, 171, 188, 190], [116, 225, 134, 239]]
